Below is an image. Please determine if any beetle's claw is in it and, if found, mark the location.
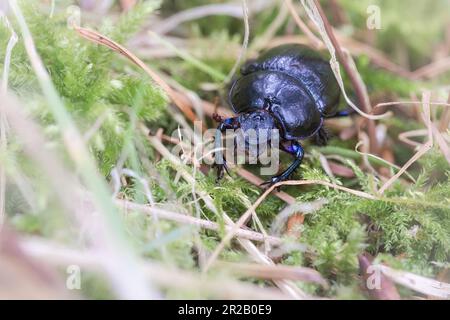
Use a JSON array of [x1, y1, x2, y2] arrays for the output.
[[213, 161, 230, 183], [260, 175, 284, 189]]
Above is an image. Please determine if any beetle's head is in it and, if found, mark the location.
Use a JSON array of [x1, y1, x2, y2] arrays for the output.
[[237, 110, 278, 155]]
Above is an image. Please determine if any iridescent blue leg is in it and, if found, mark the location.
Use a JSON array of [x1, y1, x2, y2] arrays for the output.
[[214, 117, 238, 181], [328, 109, 355, 118], [261, 140, 304, 188]]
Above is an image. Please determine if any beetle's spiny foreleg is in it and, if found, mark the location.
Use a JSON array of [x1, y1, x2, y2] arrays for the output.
[[261, 140, 304, 188]]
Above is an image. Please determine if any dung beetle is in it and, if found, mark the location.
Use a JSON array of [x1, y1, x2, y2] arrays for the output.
[[214, 44, 351, 187]]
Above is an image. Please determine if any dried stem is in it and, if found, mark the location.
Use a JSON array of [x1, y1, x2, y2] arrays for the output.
[[285, 0, 322, 49], [225, 0, 250, 83], [217, 261, 328, 287], [116, 199, 283, 246], [300, 0, 383, 153], [74, 25, 199, 124], [379, 91, 433, 194]]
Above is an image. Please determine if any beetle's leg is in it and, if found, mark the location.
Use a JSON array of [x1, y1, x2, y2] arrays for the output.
[[214, 117, 239, 181], [261, 140, 304, 188], [327, 109, 355, 118], [314, 127, 329, 146]]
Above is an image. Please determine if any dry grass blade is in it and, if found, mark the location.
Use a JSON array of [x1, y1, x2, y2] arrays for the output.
[[0, 11, 17, 93], [21, 237, 291, 300], [116, 199, 283, 246], [379, 91, 433, 194], [153, 4, 244, 34], [218, 261, 328, 287], [300, 0, 386, 153], [355, 141, 416, 183], [299, 0, 389, 121], [285, 0, 322, 49], [225, 0, 249, 82], [236, 168, 296, 204], [251, 1, 289, 51], [431, 124, 450, 164], [398, 129, 428, 148], [439, 95, 450, 131], [380, 265, 450, 299], [432, 93, 450, 165], [0, 11, 18, 228], [375, 97, 450, 165], [374, 101, 450, 109], [73, 25, 199, 124], [334, 33, 415, 79]]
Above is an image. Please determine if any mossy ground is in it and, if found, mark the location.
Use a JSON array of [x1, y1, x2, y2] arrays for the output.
[[0, 0, 449, 299]]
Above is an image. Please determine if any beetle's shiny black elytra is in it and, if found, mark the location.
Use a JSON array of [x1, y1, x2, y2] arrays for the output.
[[214, 44, 350, 187]]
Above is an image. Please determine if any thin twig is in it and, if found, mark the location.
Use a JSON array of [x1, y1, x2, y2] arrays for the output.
[[116, 199, 283, 246], [374, 101, 450, 109]]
